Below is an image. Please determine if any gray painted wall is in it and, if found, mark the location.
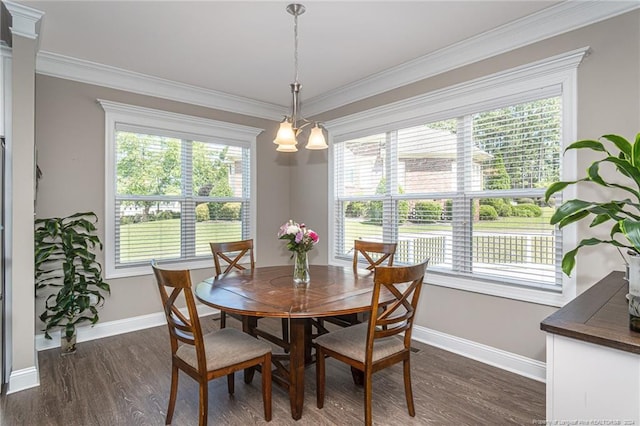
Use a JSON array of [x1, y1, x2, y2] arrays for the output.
[[29, 10, 640, 365]]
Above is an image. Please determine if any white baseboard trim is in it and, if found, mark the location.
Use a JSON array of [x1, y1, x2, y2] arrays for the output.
[[36, 304, 219, 351], [34, 309, 545, 383], [412, 325, 546, 383], [7, 365, 40, 394]]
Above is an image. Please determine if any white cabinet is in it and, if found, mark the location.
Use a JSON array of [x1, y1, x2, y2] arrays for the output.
[[542, 272, 640, 424], [546, 334, 640, 422]]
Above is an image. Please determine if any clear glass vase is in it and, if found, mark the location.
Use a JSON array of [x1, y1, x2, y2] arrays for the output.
[[628, 293, 640, 332], [629, 252, 640, 332], [293, 250, 310, 286], [61, 331, 77, 355]]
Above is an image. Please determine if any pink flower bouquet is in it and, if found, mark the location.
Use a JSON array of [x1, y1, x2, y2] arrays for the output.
[[278, 220, 319, 254]]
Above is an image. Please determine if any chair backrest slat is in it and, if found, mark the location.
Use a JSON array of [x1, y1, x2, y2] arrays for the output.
[[210, 239, 255, 275], [164, 289, 197, 344], [366, 260, 429, 361], [353, 240, 397, 271]]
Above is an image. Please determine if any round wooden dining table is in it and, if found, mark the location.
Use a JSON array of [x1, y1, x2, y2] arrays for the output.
[[194, 264, 378, 420]]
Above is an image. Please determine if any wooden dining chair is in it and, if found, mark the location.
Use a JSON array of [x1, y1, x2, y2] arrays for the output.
[[353, 239, 397, 271], [314, 260, 429, 426], [210, 240, 255, 330], [151, 260, 272, 425], [210, 239, 289, 349], [323, 240, 399, 329]]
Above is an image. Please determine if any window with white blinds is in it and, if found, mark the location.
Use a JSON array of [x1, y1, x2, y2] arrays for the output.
[[100, 101, 259, 278], [334, 96, 562, 289], [329, 50, 584, 302]]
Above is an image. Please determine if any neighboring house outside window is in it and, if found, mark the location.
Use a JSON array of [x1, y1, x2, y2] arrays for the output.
[[100, 100, 260, 278], [326, 49, 586, 306]]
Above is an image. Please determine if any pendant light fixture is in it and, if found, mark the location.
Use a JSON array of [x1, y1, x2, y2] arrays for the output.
[[273, 3, 328, 152]]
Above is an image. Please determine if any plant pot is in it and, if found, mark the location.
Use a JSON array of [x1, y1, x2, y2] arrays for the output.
[[628, 293, 640, 333], [61, 332, 77, 355], [628, 252, 640, 297], [628, 253, 640, 332]]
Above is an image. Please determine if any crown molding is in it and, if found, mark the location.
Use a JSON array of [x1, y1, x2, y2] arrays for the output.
[[28, 1, 639, 121], [3, 0, 44, 41], [304, 0, 640, 116], [325, 47, 587, 140], [36, 51, 288, 121]]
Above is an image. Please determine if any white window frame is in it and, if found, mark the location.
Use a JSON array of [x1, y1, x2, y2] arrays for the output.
[[99, 100, 261, 279], [326, 48, 588, 307]]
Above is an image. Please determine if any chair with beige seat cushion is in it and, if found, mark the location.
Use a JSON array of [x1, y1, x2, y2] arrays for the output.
[[314, 260, 428, 426], [210, 239, 289, 349], [152, 261, 272, 426]]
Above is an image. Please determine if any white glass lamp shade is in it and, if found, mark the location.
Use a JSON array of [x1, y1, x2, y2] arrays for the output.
[[276, 142, 298, 152], [306, 124, 328, 150], [274, 120, 297, 146]]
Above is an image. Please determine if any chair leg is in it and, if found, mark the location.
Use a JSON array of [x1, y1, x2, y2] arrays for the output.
[[403, 357, 415, 417], [316, 347, 325, 409], [227, 372, 234, 395], [220, 311, 227, 329], [262, 353, 272, 421], [166, 365, 179, 425], [281, 318, 289, 353], [364, 369, 373, 426], [243, 316, 257, 384], [198, 379, 208, 426], [351, 366, 365, 386]]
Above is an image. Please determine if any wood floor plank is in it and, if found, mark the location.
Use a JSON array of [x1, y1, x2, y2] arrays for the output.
[[1, 317, 544, 425]]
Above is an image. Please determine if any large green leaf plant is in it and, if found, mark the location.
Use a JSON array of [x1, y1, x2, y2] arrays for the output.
[[545, 133, 640, 276], [35, 212, 110, 341]]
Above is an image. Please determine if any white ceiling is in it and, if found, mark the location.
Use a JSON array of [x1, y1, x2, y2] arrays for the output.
[[13, 1, 634, 114]]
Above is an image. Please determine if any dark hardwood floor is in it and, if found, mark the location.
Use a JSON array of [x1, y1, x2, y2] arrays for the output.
[[1, 316, 545, 425]]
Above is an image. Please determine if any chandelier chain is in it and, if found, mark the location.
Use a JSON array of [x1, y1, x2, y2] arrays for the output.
[[293, 11, 299, 83]]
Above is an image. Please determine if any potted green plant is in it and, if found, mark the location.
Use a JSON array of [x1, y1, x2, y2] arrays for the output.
[[545, 132, 640, 331], [35, 212, 110, 354]]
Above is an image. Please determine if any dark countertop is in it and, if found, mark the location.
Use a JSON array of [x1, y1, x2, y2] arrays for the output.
[[540, 271, 640, 354]]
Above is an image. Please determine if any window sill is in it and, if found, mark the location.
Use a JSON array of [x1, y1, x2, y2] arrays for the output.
[[105, 258, 214, 279], [424, 270, 571, 307], [330, 258, 573, 307]]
